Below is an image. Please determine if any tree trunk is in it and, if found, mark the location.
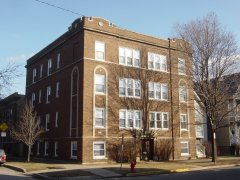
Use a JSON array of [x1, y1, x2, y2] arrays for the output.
[[27, 145, 31, 163], [211, 131, 217, 163]]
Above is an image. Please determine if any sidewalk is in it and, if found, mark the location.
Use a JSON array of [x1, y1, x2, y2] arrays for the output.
[[5, 156, 240, 179]]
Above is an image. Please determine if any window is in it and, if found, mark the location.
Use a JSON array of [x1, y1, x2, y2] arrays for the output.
[[45, 114, 50, 131], [55, 112, 59, 128], [31, 92, 35, 106], [148, 52, 167, 72], [179, 86, 187, 102], [148, 82, 168, 100], [180, 141, 189, 156], [71, 141, 77, 159], [119, 47, 140, 67], [54, 141, 58, 157], [56, 82, 60, 98], [40, 64, 43, 78], [48, 59, 52, 75], [119, 78, 141, 98], [38, 90, 42, 103], [149, 112, 169, 129], [95, 74, 105, 94], [196, 124, 204, 138], [46, 86, 51, 103], [95, 41, 105, 60], [44, 142, 49, 156], [95, 108, 105, 127], [180, 114, 188, 130], [93, 142, 106, 159], [119, 110, 141, 129], [178, 58, 186, 74], [32, 68, 36, 83], [57, 53, 60, 69]]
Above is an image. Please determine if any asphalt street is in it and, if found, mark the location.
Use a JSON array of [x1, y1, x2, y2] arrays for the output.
[[113, 166, 240, 180]]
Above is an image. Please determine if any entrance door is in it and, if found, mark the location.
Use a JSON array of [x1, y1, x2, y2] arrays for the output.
[[148, 139, 154, 160]]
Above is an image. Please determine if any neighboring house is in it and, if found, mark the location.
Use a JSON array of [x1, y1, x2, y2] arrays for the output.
[[216, 73, 240, 155], [25, 17, 196, 163], [194, 93, 208, 158], [0, 92, 25, 156]]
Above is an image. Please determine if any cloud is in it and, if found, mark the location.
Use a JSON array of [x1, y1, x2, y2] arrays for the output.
[[2, 53, 34, 64]]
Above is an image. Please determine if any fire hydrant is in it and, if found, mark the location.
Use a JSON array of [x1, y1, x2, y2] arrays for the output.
[[130, 160, 136, 172]]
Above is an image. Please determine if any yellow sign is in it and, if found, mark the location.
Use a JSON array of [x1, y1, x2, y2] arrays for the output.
[[0, 123, 8, 131]]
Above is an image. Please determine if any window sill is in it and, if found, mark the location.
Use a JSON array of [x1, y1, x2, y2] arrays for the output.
[[94, 126, 106, 129], [93, 156, 107, 160]]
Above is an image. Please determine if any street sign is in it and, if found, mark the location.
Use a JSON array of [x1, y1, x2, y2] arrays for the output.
[[0, 123, 8, 131], [1, 132, 6, 137]]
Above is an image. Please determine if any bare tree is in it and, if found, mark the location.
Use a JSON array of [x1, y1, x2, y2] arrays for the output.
[[0, 62, 20, 97], [12, 101, 44, 163], [174, 13, 239, 163], [107, 49, 173, 160]]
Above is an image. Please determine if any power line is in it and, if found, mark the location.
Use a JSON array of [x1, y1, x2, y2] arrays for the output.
[[34, 0, 84, 17]]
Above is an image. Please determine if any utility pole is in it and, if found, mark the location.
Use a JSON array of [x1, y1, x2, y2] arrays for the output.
[[168, 38, 175, 160]]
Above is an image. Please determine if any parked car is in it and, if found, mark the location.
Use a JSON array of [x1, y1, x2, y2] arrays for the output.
[[0, 149, 6, 166]]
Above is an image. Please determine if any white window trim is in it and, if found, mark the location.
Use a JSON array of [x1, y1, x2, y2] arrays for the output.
[[95, 41, 105, 61], [180, 114, 188, 131], [47, 59, 52, 76], [56, 82, 60, 98], [149, 111, 169, 130], [196, 124, 204, 138], [32, 68, 36, 83], [57, 53, 60, 69], [54, 141, 58, 157], [45, 114, 50, 131], [93, 141, 106, 159], [44, 141, 49, 156], [94, 108, 106, 128], [55, 112, 59, 128], [94, 74, 106, 95], [178, 58, 186, 75], [119, 109, 142, 129], [179, 85, 187, 103], [46, 86, 51, 104], [148, 82, 168, 101], [40, 64, 43, 78], [180, 141, 190, 156], [119, 78, 141, 98], [148, 52, 167, 72], [71, 141, 77, 159], [119, 46, 141, 68]]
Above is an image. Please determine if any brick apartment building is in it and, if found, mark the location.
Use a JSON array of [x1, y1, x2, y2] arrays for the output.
[[0, 92, 25, 156], [26, 17, 196, 163]]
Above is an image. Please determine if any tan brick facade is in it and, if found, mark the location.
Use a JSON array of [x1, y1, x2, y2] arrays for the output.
[[26, 17, 196, 163]]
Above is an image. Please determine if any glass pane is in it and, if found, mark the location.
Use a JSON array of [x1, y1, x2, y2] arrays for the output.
[[127, 57, 132, 65], [119, 56, 125, 64], [148, 61, 154, 69], [150, 121, 155, 128], [95, 74, 105, 84], [156, 121, 162, 128], [95, 109, 103, 118], [119, 47, 125, 56], [95, 42, 105, 52], [134, 58, 140, 67], [120, 119, 125, 127], [96, 51, 104, 60]]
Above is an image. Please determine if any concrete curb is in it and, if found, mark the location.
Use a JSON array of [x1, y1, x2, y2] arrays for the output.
[[3, 164, 26, 173]]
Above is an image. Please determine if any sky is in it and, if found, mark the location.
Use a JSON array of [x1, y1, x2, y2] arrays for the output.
[[1, 0, 240, 97]]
